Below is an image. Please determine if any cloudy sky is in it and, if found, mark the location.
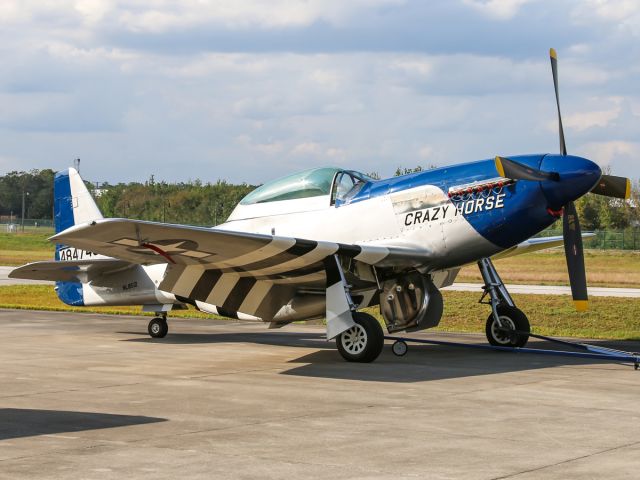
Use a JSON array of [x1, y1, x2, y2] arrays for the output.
[[1, 0, 638, 184]]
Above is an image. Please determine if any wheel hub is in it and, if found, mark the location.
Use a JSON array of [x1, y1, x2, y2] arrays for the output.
[[491, 316, 516, 345], [340, 324, 368, 355]]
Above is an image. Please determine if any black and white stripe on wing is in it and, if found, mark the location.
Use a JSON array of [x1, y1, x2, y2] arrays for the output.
[[189, 269, 223, 301], [221, 277, 257, 313], [228, 239, 318, 273]]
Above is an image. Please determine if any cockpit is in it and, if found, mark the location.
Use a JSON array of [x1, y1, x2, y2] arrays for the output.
[[227, 167, 373, 223], [240, 167, 372, 207]]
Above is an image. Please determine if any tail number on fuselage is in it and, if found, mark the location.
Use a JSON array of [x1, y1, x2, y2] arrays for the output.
[[404, 193, 505, 226], [58, 247, 97, 261]]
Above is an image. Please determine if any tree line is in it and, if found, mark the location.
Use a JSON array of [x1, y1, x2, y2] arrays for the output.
[[95, 176, 255, 226], [0, 168, 638, 229]]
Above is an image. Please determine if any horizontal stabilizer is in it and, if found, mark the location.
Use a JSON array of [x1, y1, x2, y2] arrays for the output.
[[9, 259, 133, 283]]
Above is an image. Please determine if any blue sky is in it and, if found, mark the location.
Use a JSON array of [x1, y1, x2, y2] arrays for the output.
[[1, 0, 638, 184]]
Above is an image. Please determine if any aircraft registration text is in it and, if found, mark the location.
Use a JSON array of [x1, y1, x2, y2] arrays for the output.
[[58, 247, 97, 261]]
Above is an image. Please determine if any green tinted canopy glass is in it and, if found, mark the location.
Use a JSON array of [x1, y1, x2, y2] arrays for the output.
[[240, 167, 340, 205]]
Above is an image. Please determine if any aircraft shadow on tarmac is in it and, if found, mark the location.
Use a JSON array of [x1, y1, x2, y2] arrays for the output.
[[0, 408, 166, 440], [121, 330, 640, 383]]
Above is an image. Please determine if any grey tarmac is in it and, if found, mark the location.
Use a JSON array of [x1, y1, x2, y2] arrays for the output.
[[0, 309, 639, 479], [0, 266, 51, 286]]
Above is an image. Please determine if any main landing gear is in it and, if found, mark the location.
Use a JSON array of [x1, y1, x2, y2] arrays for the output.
[[478, 258, 530, 348], [148, 314, 168, 338]]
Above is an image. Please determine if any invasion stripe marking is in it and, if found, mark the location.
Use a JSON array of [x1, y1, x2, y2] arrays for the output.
[[246, 242, 338, 277], [208, 237, 296, 269], [215, 306, 239, 319], [190, 269, 223, 301], [238, 282, 273, 316], [354, 246, 389, 265], [165, 265, 204, 297], [205, 274, 240, 306], [336, 244, 362, 258], [231, 239, 318, 273], [268, 272, 325, 285], [252, 263, 325, 280], [222, 277, 258, 313]]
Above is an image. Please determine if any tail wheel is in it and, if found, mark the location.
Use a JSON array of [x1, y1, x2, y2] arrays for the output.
[[148, 317, 168, 338], [336, 312, 384, 363], [485, 306, 530, 348]]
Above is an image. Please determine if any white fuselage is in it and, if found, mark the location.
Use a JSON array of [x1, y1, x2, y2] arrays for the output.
[[220, 184, 503, 270]]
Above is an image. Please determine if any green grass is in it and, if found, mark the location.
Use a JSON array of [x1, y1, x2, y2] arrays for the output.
[[0, 232, 55, 266], [0, 232, 53, 250], [0, 285, 219, 319], [3, 285, 639, 340]]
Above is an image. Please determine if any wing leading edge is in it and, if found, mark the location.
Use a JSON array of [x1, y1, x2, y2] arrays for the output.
[[491, 233, 596, 260]]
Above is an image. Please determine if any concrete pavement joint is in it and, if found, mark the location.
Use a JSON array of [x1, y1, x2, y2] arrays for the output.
[[490, 440, 640, 479]]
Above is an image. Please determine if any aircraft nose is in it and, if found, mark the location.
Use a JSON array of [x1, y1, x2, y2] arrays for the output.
[[540, 154, 602, 208]]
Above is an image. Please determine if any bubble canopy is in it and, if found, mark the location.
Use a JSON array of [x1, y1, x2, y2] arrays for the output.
[[240, 167, 372, 205]]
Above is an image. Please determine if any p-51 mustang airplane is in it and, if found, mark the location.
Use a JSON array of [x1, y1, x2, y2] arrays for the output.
[[11, 49, 632, 362]]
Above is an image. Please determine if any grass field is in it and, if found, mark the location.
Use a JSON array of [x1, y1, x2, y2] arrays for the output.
[[456, 249, 640, 288], [0, 232, 54, 265], [2, 284, 639, 340]]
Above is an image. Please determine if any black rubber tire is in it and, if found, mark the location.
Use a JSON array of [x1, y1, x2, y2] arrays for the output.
[[336, 312, 385, 363], [392, 340, 408, 357], [148, 318, 168, 338], [485, 306, 530, 348]]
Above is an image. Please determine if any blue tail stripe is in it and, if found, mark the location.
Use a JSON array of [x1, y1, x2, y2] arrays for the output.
[[55, 281, 84, 306], [54, 170, 74, 234], [53, 169, 84, 306]]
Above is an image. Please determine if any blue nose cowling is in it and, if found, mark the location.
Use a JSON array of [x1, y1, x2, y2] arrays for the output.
[[539, 154, 602, 208]]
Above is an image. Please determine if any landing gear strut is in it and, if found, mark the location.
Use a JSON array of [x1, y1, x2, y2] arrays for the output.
[[478, 258, 530, 348], [148, 314, 168, 338]]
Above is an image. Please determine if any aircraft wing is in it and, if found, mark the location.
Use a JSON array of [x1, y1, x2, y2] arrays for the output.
[[9, 258, 134, 283], [492, 233, 596, 260], [51, 219, 428, 320]]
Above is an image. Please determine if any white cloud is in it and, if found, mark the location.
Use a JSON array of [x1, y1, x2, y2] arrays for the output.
[[418, 145, 433, 159], [462, 0, 535, 20], [0, 0, 403, 33], [562, 97, 622, 132], [571, 0, 640, 36], [74, 0, 112, 24], [578, 140, 640, 168], [291, 142, 322, 156], [325, 147, 346, 160]]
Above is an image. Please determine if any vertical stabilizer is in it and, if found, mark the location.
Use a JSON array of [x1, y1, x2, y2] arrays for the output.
[[53, 167, 103, 306], [54, 168, 103, 234]]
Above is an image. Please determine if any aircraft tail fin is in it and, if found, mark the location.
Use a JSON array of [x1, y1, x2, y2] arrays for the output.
[[53, 167, 103, 306], [54, 168, 103, 234]]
